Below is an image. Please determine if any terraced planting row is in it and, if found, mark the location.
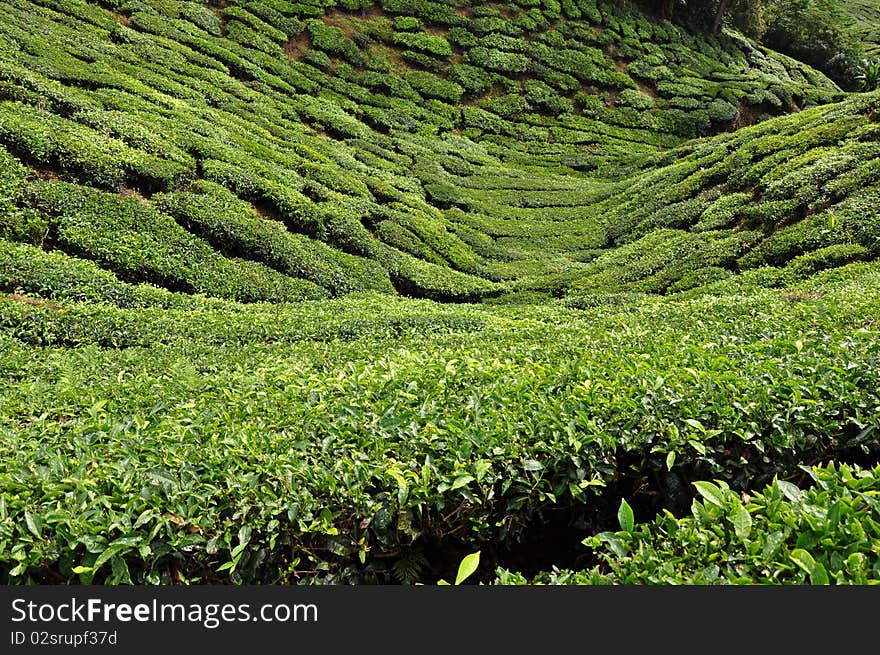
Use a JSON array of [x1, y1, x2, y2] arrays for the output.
[[846, 0, 880, 58], [0, 0, 850, 302], [1, 0, 879, 585], [1, 260, 879, 583]]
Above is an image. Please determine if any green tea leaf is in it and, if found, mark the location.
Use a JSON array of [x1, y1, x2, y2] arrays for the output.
[[810, 562, 829, 585], [763, 531, 786, 559], [777, 480, 803, 503], [846, 553, 865, 575], [617, 499, 635, 532], [454, 551, 480, 585], [693, 481, 725, 508], [688, 439, 707, 455], [684, 418, 704, 431], [24, 511, 42, 538], [110, 556, 131, 584], [93, 544, 127, 572], [731, 502, 751, 541], [451, 475, 474, 490], [598, 532, 628, 558], [790, 549, 816, 575]]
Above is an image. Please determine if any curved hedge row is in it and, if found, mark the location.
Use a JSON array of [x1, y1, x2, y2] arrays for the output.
[[2, 263, 879, 582]]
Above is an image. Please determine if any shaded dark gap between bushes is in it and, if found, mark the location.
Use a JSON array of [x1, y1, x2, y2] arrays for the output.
[[19, 218, 195, 297], [417, 439, 880, 584], [388, 272, 504, 305]]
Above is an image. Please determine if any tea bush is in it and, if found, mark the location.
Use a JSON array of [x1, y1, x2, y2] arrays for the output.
[[497, 462, 880, 584], [0, 0, 877, 586]]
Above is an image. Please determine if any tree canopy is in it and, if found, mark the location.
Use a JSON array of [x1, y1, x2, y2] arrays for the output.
[[637, 0, 862, 89]]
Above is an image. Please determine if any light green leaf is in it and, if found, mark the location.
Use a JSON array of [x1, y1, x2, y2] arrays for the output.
[[693, 481, 725, 508], [810, 562, 829, 585], [93, 544, 127, 572], [763, 531, 785, 559], [691, 498, 711, 524], [665, 451, 676, 471], [230, 541, 248, 559], [777, 480, 803, 503], [597, 532, 628, 558], [617, 499, 635, 532], [731, 502, 752, 541], [110, 556, 131, 584], [72, 565, 94, 575], [790, 549, 816, 575], [24, 511, 41, 538], [523, 460, 544, 472], [684, 418, 704, 431], [451, 475, 474, 490], [846, 553, 865, 575], [455, 551, 480, 585], [688, 439, 707, 455]]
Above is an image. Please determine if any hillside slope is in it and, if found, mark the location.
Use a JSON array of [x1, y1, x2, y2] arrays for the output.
[[0, 0, 854, 304], [846, 0, 880, 57], [1, 0, 879, 585]]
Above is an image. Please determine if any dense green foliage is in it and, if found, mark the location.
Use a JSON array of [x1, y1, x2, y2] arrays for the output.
[[0, 0, 878, 585], [496, 461, 880, 584], [646, 0, 863, 89], [761, 0, 864, 90], [0, 0, 850, 301], [2, 267, 879, 583], [846, 0, 880, 58]]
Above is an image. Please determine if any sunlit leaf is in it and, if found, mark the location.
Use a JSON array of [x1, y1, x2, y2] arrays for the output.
[[455, 551, 480, 585], [617, 499, 635, 532]]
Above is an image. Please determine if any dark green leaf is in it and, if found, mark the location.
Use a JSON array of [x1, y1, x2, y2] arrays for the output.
[[617, 499, 635, 532]]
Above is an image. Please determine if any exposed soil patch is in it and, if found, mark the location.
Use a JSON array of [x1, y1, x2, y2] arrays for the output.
[[732, 101, 763, 129], [250, 198, 286, 224], [783, 289, 825, 302], [119, 187, 150, 204], [31, 167, 60, 182], [634, 77, 660, 99], [205, 0, 229, 33], [283, 32, 310, 61], [424, 25, 449, 37], [7, 293, 64, 311]]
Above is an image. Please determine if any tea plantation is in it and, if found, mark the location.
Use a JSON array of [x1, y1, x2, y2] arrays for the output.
[[0, 0, 878, 585]]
